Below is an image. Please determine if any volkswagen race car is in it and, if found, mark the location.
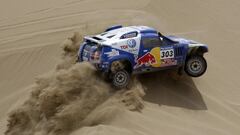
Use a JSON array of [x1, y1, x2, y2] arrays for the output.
[[78, 25, 208, 89]]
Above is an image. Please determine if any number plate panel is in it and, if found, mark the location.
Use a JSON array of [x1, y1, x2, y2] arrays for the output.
[[160, 49, 174, 59]]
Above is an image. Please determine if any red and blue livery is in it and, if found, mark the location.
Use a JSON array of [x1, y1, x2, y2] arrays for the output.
[[78, 25, 208, 88]]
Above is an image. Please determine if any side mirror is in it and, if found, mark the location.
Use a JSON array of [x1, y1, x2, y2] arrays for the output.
[[158, 32, 163, 37]]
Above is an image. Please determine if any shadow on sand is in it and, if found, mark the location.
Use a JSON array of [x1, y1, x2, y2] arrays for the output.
[[138, 70, 207, 110]]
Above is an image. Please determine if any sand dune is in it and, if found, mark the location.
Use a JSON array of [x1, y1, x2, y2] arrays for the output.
[[1, 0, 240, 135], [4, 34, 144, 135]]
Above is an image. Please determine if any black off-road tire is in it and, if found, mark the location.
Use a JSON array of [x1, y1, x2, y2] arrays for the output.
[[112, 69, 130, 89], [185, 55, 207, 77]]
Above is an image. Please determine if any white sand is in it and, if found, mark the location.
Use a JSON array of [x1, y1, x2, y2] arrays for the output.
[[1, 0, 240, 135]]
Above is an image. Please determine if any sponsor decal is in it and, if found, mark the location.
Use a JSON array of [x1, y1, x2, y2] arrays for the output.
[[135, 47, 161, 68], [151, 47, 161, 67], [120, 45, 138, 54], [127, 39, 136, 48], [119, 39, 138, 54], [135, 52, 156, 68], [120, 45, 128, 49], [135, 47, 177, 68], [82, 50, 89, 61], [188, 43, 205, 48], [129, 48, 138, 53], [169, 37, 190, 43], [104, 49, 119, 57], [161, 58, 177, 67], [112, 42, 117, 46], [83, 57, 88, 61]]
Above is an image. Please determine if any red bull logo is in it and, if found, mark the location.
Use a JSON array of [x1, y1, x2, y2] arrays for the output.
[[136, 52, 156, 67]]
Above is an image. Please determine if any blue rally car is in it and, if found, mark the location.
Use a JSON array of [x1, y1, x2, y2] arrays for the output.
[[78, 25, 208, 88]]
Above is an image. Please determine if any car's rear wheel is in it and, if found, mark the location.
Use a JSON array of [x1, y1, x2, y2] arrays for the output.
[[185, 55, 207, 77], [112, 70, 130, 89]]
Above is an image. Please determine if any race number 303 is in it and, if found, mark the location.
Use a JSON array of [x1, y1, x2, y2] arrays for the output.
[[161, 49, 174, 59]]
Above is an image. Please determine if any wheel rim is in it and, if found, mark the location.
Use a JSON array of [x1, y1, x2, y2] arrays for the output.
[[188, 59, 203, 74], [114, 71, 127, 86]]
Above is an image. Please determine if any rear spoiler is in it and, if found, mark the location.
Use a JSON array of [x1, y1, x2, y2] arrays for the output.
[[105, 25, 123, 32], [84, 36, 104, 45]]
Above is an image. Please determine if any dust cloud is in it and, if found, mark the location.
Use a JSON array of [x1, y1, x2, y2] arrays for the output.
[[5, 32, 145, 135]]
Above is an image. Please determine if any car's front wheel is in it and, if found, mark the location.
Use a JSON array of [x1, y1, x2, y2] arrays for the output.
[[185, 55, 207, 77], [112, 70, 130, 89]]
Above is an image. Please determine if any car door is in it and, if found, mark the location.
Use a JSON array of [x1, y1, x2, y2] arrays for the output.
[[136, 34, 182, 72], [135, 34, 162, 71]]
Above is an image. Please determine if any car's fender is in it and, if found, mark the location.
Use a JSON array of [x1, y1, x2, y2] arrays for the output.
[[188, 44, 208, 56], [77, 42, 86, 62], [108, 54, 134, 70], [166, 36, 208, 55]]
